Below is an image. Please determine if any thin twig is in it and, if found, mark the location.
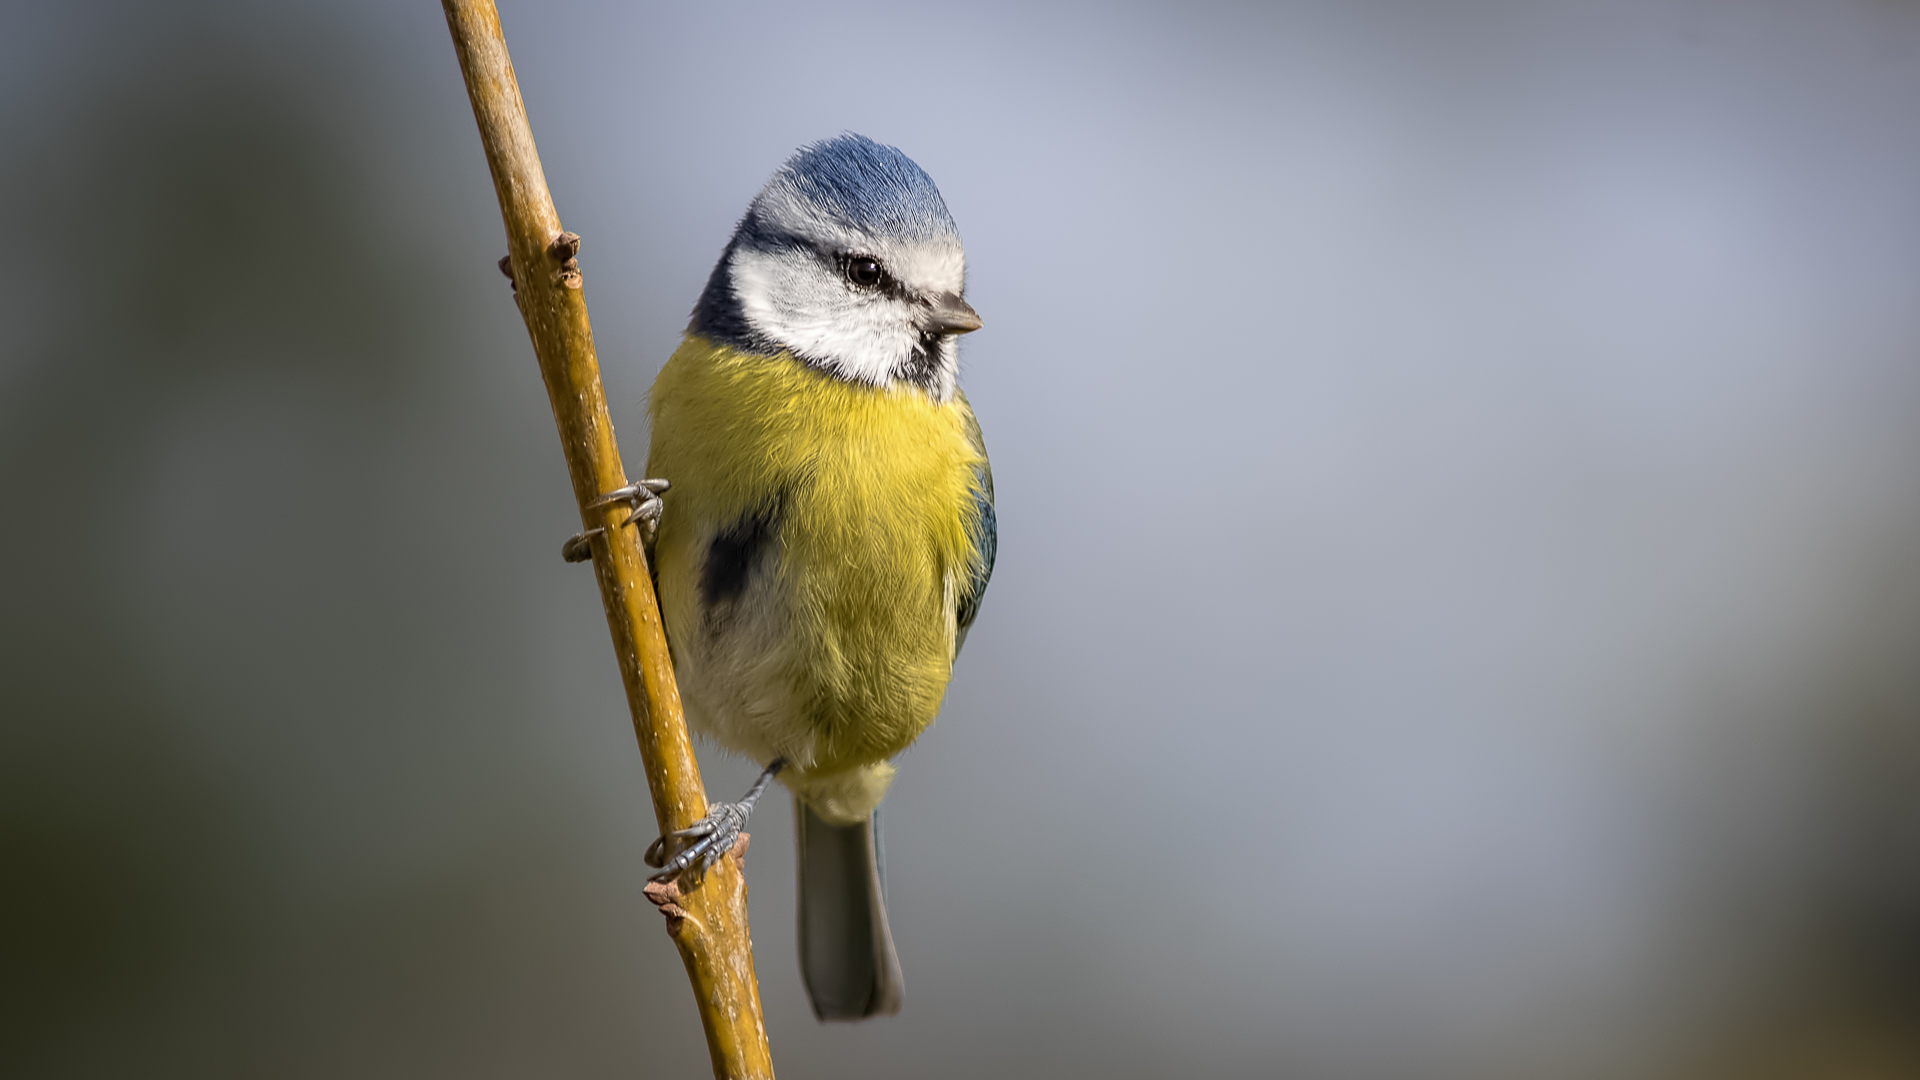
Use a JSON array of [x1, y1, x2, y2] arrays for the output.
[[439, 3, 775, 1076]]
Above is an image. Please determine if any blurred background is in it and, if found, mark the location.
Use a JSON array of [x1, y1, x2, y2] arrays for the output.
[[5, 0, 1920, 1076]]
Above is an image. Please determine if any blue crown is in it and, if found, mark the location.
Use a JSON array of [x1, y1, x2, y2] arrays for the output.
[[766, 133, 956, 242], [691, 135, 959, 348]]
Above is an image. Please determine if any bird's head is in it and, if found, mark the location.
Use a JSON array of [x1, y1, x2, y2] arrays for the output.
[[689, 134, 980, 400]]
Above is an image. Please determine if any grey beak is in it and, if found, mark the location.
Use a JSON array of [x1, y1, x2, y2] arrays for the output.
[[924, 293, 983, 336]]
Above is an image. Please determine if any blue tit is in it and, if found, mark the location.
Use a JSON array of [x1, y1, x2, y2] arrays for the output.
[[622, 134, 994, 1021]]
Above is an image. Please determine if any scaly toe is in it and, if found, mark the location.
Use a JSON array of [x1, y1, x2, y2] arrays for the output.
[[560, 527, 602, 563], [564, 479, 669, 564], [645, 802, 751, 883], [588, 478, 670, 511]]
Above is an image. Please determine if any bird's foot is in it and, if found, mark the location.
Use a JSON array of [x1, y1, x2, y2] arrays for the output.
[[645, 759, 785, 884], [561, 478, 670, 563]]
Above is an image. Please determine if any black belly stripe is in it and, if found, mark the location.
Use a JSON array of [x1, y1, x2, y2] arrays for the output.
[[700, 505, 778, 608]]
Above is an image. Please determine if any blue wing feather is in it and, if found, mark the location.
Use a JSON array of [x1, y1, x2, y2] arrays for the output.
[[954, 403, 995, 655]]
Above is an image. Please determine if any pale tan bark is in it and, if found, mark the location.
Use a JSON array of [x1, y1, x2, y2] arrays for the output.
[[441, 3, 775, 1076]]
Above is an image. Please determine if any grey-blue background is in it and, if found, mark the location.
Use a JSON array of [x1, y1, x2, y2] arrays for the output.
[[5, 1, 1920, 1077]]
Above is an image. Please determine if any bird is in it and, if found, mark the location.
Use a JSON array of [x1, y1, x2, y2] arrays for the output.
[[579, 134, 994, 1021]]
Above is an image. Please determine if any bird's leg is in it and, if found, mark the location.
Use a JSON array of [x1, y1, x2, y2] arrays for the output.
[[561, 478, 671, 563], [645, 759, 787, 884]]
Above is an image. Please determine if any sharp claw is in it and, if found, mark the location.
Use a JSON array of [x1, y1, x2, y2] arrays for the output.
[[645, 816, 724, 868], [588, 478, 670, 510], [643, 759, 784, 884], [647, 826, 732, 881], [565, 480, 669, 565], [561, 528, 601, 563]]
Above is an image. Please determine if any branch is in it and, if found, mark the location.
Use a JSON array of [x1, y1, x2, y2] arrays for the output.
[[439, 3, 775, 1076]]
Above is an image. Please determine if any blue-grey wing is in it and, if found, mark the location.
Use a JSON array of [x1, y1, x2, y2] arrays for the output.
[[955, 398, 995, 657]]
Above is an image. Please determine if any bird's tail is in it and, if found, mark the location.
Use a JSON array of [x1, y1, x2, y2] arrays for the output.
[[795, 798, 903, 1020]]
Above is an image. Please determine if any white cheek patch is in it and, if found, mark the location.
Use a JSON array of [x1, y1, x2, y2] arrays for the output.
[[728, 225, 968, 399], [731, 247, 919, 387]]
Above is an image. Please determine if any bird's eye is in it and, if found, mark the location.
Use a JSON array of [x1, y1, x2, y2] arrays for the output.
[[844, 256, 884, 289]]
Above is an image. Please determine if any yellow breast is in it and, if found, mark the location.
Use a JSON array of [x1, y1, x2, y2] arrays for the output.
[[645, 335, 987, 780]]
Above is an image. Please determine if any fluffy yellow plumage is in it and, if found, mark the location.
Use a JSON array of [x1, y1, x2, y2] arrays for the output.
[[630, 134, 990, 1019], [647, 334, 988, 823]]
